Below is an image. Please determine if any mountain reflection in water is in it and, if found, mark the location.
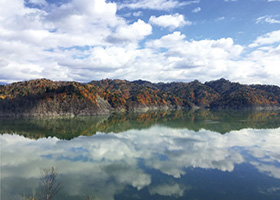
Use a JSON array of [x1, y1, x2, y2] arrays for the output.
[[0, 109, 280, 139], [1, 110, 280, 200]]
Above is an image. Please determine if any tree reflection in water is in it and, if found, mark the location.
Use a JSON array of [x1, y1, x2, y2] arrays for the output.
[[1, 110, 280, 200], [0, 110, 280, 139], [21, 167, 62, 200]]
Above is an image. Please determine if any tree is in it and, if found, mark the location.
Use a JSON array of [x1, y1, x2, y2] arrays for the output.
[[40, 167, 62, 200]]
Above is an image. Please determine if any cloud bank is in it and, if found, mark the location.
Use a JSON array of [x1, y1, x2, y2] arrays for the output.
[[0, 0, 280, 86]]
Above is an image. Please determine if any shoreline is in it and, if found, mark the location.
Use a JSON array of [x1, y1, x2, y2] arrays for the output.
[[0, 105, 279, 118]]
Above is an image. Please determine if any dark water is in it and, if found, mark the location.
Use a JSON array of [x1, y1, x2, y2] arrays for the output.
[[1, 110, 280, 200]]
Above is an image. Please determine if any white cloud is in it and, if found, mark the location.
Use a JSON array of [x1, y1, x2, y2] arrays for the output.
[[118, 0, 200, 11], [246, 39, 280, 85], [0, 0, 137, 82], [141, 31, 280, 85], [46, 0, 121, 34], [0, 0, 280, 86], [146, 31, 186, 48], [249, 30, 280, 47], [245, 44, 280, 82], [133, 11, 143, 17], [109, 19, 152, 42], [28, 0, 48, 6], [145, 32, 244, 82], [149, 14, 191, 30], [268, 0, 280, 1], [192, 7, 201, 13], [216, 16, 225, 21], [256, 15, 280, 24], [149, 183, 185, 197]]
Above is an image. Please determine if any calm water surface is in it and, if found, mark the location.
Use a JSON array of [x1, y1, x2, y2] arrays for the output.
[[1, 110, 280, 200]]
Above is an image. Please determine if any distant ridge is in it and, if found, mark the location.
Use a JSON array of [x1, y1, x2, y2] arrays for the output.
[[0, 78, 279, 117]]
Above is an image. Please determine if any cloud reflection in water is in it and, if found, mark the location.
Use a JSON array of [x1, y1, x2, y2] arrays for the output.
[[1, 126, 280, 199]]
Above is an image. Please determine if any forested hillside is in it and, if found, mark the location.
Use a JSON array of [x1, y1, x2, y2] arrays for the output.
[[0, 78, 279, 117]]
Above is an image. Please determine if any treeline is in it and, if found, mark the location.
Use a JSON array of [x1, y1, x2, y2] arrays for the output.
[[0, 78, 279, 116]]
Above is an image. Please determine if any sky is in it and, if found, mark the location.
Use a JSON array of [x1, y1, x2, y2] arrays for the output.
[[0, 0, 280, 85]]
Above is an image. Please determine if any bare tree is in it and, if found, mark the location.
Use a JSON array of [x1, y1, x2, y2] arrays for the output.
[[40, 167, 62, 200]]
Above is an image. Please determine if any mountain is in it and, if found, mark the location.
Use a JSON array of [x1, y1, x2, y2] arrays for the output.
[[156, 80, 220, 108], [0, 78, 279, 117], [205, 79, 280, 109]]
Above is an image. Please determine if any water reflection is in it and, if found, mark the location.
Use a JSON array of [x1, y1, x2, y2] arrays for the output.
[[1, 117, 280, 199], [0, 110, 280, 139]]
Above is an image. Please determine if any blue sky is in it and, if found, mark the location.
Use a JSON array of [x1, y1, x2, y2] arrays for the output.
[[0, 0, 280, 85]]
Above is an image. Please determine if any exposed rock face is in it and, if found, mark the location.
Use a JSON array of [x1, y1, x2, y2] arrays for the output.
[[0, 78, 279, 117]]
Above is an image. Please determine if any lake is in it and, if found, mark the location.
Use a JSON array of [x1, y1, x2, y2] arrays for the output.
[[1, 110, 280, 200]]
